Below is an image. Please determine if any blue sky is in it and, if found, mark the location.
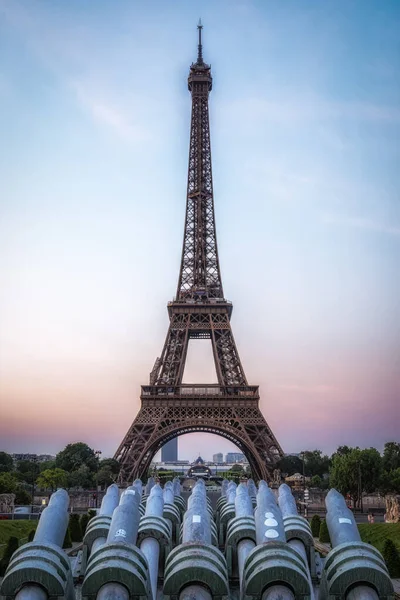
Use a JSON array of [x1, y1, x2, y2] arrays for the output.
[[0, 0, 399, 461]]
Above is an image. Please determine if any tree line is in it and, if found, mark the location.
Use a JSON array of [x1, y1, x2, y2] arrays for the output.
[[277, 442, 400, 507], [0, 443, 120, 503], [0, 441, 399, 504]]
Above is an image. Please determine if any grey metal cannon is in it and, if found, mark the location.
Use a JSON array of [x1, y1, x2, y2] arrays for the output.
[[163, 481, 181, 545], [137, 484, 171, 600], [82, 481, 150, 600], [242, 481, 312, 600], [130, 479, 145, 517], [178, 480, 217, 547], [218, 481, 237, 545], [172, 477, 186, 520], [247, 479, 257, 509], [140, 476, 155, 515], [164, 480, 229, 600], [320, 489, 394, 600], [83, 483, 120, 556], [225, 482, 256, 591], [215, 479, 229, 522], [0, 489, 74, 600], [278, 483, 319, 598]]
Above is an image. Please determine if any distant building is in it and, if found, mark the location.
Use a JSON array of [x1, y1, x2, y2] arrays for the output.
[[225, 452, 245, 463], [213, 453, 223, 464], [161, 439, 178, 462], [187, 456, 211, 479], [12, 454, 55, 464]]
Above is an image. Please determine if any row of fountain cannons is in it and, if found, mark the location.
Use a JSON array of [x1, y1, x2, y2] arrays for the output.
[[0, 478, 395, 600]]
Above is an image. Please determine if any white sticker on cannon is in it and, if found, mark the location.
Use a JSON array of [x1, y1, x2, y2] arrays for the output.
[[265, 529, 279, 539], [125, 490, 136, 495], [339, 517, 352, 524], [264, 518, 278, 527], [115, 529, 127, 538], [193, 515, 201, 523], [264, 512, 275, 518]]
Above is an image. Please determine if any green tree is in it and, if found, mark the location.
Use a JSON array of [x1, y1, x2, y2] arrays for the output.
[[36, 468, 68, 491], [55, 443, 100, 474], [63, 527, 72, 549], [0, 472, 17, 494], [382, 442, 400, 472], [389, 467, 400, 494], [319, 520, 331, 544], [98, 458, 120, 475], [382, 538, 400, 577], [39, 460, 56, 472], [0, 451, 13, 473], [96, 466, 115, 487], [231, 464, 244, 473], [302, 450, 330, 478], [330, 449, 360, 505], [0, 536, 19, 576], [80, 513, 91, 536], [16, 460, 40, 476], [310, 515, 321, 537], [69, 514, 82, 542], [277, 455, 303, 476], [331, 446, 352, 459], [68, 465, 94, 489], [379, 470, 393, 496], [311, 475, 322, 488], [15, 460, 40, 486], [379, 442, 400, 496], [359, 448, 382, 494], [330, 447, 382, 506], [15, 488, 32, 505]]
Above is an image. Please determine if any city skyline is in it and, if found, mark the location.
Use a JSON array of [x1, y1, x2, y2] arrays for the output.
[[1, 0, 399, 460]]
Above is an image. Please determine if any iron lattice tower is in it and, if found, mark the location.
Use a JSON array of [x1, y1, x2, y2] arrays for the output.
[[115, 24, 283, 482]]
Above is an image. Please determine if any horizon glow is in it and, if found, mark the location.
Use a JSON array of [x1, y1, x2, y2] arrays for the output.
[[0, 0, 399, 462]]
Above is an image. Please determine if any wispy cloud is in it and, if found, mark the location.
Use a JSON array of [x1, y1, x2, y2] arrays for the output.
[[0, 0, 152, 142], [70, 80, 152, 143], [225, 95, 400, 126], [323, 214, 400, 236]]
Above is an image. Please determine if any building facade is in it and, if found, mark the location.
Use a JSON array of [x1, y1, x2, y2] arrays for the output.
[[225, 452, 245, 463], [161, 438, 178, 462]]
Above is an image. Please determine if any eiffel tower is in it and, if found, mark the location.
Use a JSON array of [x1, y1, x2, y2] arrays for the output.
[[115, 23, 283, 482]]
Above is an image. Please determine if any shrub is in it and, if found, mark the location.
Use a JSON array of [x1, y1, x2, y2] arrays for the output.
[[80, 513, 90, 536], [382, 538, 400, 578], [88, 509, 96, 520], [68, 513, 82, 542], [27, 529, 36, 542], [62, 527, 72, 549], [310, 515, 321, 537], [0, 536, 19, 576], [319, 519, 331, 544], [15, 488, 32, 505]]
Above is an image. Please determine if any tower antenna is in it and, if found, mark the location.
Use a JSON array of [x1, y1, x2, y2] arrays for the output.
[[197, 18, 203, 63]]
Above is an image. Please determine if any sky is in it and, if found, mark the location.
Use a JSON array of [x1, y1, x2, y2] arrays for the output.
[[0, 0, 399, 463]]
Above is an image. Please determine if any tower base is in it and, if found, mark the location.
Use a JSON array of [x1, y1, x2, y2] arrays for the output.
[[115, 384, 283, 483]]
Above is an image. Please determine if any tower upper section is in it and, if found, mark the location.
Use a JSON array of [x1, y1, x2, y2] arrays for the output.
[[188, 21, 212, 94], [175, 22, 224, 304]]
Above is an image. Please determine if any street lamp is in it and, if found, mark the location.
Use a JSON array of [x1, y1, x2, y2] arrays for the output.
[[301, 451, 307, 516], [94, 450, 102, 509]]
